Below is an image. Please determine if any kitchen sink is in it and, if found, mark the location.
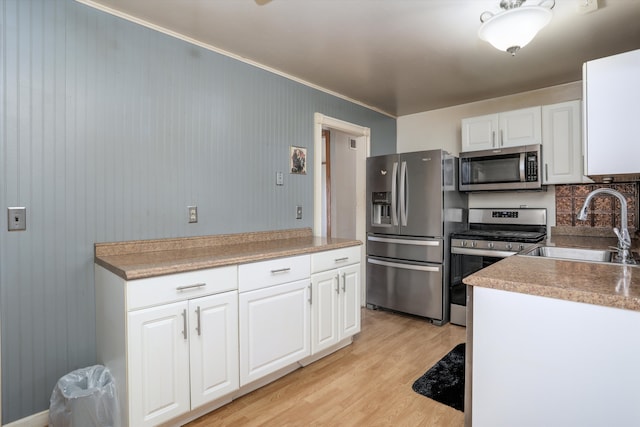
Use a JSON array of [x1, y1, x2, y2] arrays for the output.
[[519, 245, 639, 265]]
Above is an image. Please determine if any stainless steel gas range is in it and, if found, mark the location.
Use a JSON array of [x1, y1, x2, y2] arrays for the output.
[[449, 208, 547, 326]]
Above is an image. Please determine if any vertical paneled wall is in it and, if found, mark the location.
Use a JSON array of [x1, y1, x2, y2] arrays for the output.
[[0, 0, 396, 422]]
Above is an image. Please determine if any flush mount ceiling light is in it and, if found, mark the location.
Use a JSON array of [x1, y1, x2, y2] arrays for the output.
[[479, 0, 555, 56]]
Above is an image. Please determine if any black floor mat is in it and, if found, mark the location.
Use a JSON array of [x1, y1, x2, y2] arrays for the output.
[[412, 343, 465, 411]]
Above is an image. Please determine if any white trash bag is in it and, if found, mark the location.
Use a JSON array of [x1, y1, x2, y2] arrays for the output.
[[49, 365, 120, 427]]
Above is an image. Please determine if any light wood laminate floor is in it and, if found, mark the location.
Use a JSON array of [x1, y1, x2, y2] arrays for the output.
[[186, 308, 466, 426]]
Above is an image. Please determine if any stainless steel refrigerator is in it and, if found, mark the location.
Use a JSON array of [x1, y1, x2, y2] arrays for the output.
[[365, 149, 467, 325]]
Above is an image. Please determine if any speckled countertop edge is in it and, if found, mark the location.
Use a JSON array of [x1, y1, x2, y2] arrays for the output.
[[95, 228, 362, 280], [464, 232, 640, 312]]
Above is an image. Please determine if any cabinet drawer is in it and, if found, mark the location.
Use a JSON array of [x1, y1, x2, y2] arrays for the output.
[[127, 265, 238, 311], [239, 255, 310, 293], [311, 246, 361, 274]]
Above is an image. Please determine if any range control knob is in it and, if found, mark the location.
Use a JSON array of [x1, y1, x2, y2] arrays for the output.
[[506, 243, 513, 250], [488, 242, 494, 249], [471, 241, 477, 248], [461, 241, 467, 247], [518, 244, 525, 250]]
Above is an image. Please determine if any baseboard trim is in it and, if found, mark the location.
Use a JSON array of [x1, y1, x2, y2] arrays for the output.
[[4, 410, 48, 427]]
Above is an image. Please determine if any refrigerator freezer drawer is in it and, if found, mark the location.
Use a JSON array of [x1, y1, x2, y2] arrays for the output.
[[366, 256, 443, 321], [367, 234, 443, 263]]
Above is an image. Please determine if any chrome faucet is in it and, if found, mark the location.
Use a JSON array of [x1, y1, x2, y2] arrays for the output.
[[577, 188, 633, 264]]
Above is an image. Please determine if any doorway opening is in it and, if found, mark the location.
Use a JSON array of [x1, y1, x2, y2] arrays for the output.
[[313, 113, 370, 303]]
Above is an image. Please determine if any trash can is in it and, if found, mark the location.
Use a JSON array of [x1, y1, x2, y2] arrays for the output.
[[49, 365, 120, 427]]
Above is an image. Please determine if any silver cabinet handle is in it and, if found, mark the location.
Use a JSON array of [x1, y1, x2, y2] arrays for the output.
[[492, 130, 496, 147], [500, 129, 504, 146], [334, 257, 349, 263], [195, 306, 202, 336], [270, 267, 291, 274], [341, 273, 346, 292], [545, 163, 549, 182], [181, 309, 188, 340], [308, 284, 312, 305], [335, 274, 340, 294], [176, 283, 206, 291]]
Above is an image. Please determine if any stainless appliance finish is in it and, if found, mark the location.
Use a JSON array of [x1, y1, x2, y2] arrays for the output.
[[366, 149, 468, 325], [459, 144, 542, 192], [449, 208, 547, 326]]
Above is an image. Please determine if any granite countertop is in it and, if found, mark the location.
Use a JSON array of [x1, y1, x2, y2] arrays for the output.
[[463, 227, 640, 312], [95, 228, 362, 280]]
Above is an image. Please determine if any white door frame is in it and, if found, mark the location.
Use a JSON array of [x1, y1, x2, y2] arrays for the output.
[[313, 113, 370, 305]]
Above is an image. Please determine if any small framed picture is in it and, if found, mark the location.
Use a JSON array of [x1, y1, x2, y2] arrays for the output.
[[290, 146, 307, 175]]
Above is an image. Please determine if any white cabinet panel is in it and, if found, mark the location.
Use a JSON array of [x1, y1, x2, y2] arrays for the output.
[[310, 249, 361, 355], [542, 100, 588, 184], [461, 114, 498, 151], [462, 107, 541, 152], [339, 264, 361, 339], [128, 301, 191, 427], [189, 291, 239, 409], [311, 270, 340, 353], [239, 279, 311, 385], [127, 265, 237, 310], [238, 255, 310, 292], [584, 49, 640, 177], [499, 107, 541, 148], [311, 245, 361, 274]]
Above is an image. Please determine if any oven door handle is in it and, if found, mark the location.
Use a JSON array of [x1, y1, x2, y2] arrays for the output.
[[451, 247, 515, 258], [367, 257, 440, 272]]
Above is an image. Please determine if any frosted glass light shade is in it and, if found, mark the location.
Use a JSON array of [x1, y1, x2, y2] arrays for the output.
[[479, 6, 552, 54]]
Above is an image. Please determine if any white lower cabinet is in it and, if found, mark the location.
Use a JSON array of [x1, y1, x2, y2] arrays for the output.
[[127, 301, 190, 426], [239, 279, 311, 385], [238, 255, 311, 386], [95, 265, 239, 427], [310, 247, 361, 354], [127, 292, 239, 425], [96, 245, 361, 426]]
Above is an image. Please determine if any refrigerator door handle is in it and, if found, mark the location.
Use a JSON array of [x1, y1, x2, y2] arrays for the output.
[[367, 236, 441, 246], [391, 161, 399, 226], [400, 161, 408, 226], [367, 257, 441, 273]]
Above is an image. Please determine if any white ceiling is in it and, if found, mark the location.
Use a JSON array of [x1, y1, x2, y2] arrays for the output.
[[79, 0, 640, 117]]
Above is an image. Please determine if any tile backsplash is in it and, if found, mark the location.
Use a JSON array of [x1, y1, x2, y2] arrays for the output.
[[556, 183, 638, 232]]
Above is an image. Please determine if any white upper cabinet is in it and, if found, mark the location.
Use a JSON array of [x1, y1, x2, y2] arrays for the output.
[[584, 49, 640, 177], [461, 106, 541, 152], [542, 100, 590, 184]]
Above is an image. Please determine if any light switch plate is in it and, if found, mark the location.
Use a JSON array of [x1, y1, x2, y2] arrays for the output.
[[276, 172, 284, 186], [296, 205, 302, 220], [8, 207, 26, 231]]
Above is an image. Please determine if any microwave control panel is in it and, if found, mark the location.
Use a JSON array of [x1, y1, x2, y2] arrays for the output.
[[525, 152, 538, 182]]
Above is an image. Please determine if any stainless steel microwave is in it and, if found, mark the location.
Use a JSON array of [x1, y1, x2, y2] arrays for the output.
[[459, 144, 542, 191]]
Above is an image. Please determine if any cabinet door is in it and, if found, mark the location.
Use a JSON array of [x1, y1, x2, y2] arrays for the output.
[[461, 114, 498, 151], [339, 264, 361, 339], [128, 302, 190, 427], [499, 107, 541, 148], [585, 49, 640, 176], [311, 270, 340, 354], [542, 101, 587, 184], [239, 279, 311, 385], [189, 291, 239, 409]]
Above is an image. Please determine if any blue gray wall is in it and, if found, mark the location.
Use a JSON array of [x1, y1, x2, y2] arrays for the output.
[[0, 0, 396, 422]]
